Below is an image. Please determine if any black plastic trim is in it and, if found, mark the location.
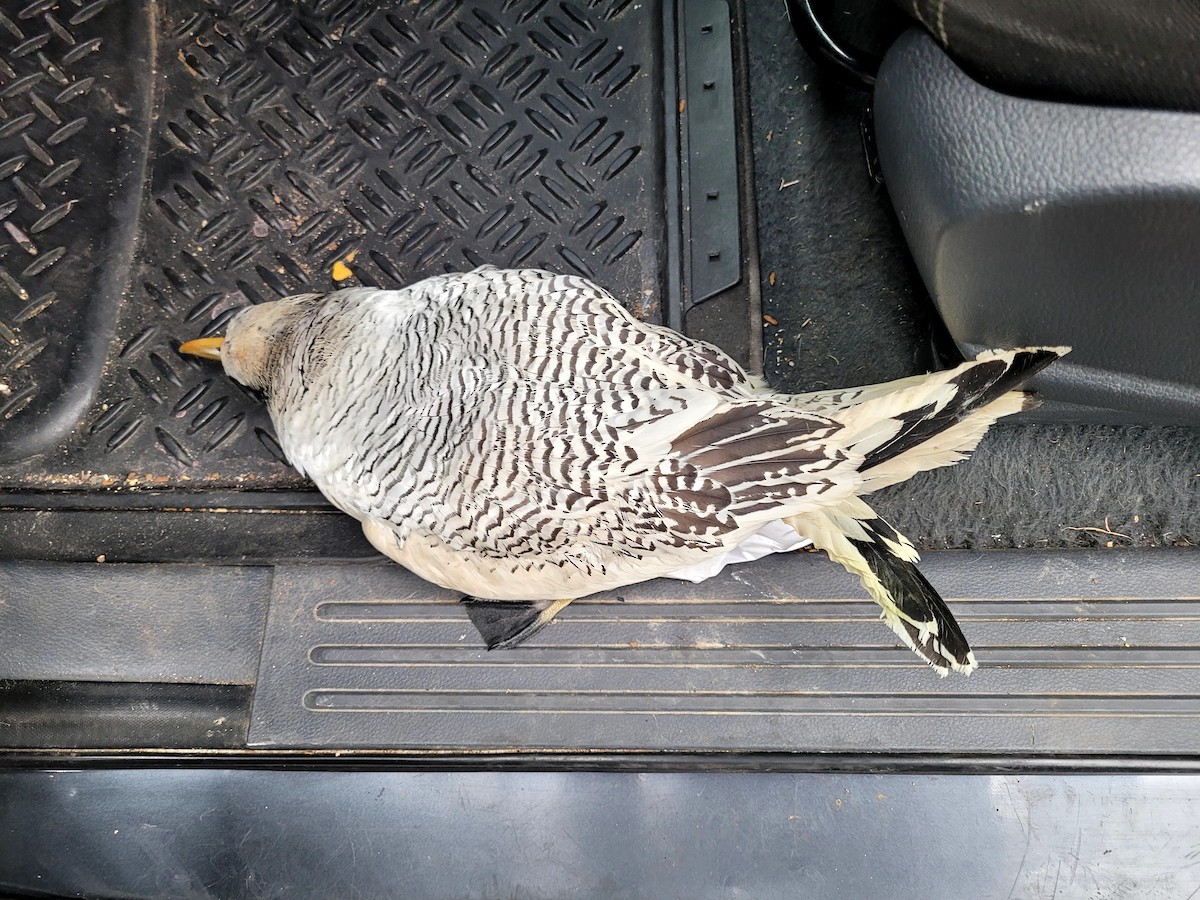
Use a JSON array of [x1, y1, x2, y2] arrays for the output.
[[0, 681, 251, 750], [785, 0, 880, 88], [679, 0, 743, 311], [5, 750, 1200, 775], [875, 30, 1200, 422], [4, 767, 1200, 898]]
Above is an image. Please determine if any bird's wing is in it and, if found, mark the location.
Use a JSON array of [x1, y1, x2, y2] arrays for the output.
[[652, 399, 858, 529], [357, 380, 863, 566]]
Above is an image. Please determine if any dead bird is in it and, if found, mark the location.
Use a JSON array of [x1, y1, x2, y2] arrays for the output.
[[180, 265, 1065, 674]]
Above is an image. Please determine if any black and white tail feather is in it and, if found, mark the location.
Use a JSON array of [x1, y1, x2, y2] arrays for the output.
[[784, 348, 1066, 675]]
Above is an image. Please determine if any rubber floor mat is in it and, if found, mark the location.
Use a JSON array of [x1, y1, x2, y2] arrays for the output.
[[250, 549, 1200, 753], [0, 0, 752, 492]]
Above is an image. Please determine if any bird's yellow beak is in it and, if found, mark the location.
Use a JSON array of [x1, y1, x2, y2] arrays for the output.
[[178, 336, 224, 360]]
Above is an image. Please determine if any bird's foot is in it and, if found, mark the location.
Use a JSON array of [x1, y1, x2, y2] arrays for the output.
[[460, 596, 573, 650]]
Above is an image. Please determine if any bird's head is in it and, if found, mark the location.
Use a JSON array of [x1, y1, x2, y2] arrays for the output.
[[179, 293, 323, 391]]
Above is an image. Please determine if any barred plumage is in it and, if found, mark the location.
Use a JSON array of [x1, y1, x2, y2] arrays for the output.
[[184, 265, 1065, 675]]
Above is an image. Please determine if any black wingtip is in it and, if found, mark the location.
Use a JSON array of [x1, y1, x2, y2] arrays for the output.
[[851, 537, 975, 673], [966, 348, 1062, 402], [897, 618, 978, 675]]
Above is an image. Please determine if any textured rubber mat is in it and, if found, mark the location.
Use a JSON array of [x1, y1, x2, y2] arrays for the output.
[[249, 549, 1200, 753], [0, 0, 750, 491]]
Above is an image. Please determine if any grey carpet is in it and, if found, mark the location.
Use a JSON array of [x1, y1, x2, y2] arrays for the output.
[[745, 0, 1200, 549]]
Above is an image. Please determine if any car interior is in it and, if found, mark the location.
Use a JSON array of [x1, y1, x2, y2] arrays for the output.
[[1, 0, 1198, 894]]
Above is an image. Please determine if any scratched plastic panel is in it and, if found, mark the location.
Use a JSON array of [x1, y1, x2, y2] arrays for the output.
[[251, 550, 1200, 752], [0, 0, 666, 487]]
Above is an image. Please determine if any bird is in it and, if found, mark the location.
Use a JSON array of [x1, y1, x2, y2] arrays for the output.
[[180, 265, 1065, 675]]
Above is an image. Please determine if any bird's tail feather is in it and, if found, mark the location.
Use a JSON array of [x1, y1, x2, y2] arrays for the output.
[[831, 347, 1066, 490], [788, 497, 976, 675], [853, 389, 1028, 493]]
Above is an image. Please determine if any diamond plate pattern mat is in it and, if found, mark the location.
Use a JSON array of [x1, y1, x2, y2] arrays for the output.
[[0, 0, 680, 487], [0, 0, 151, 465]]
